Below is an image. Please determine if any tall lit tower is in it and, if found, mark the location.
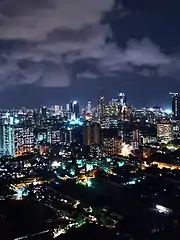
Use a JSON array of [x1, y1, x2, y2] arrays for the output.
[[54, 105, 60, 115], [83, 123, 101, 146], [118, 93, 127, 106], [87, 101, 92, 114], [66, 104, 71, 120], [109, 98, 119, 116], [98, 96, 105, 119], [170, 92, 180, 120], [40, 106, 47, 120], [0, 124, 15, 156], [70, 101, 80, 119]]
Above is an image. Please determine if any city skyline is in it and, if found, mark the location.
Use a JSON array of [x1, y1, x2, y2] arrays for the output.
[[1, 2, 180, 239], [1, 0, 180, 107], [0, 88, 174, 109], [0, 91, 174, 110]]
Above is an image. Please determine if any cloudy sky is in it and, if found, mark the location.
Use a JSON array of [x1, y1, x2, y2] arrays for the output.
[[0, 0, 180, 107]]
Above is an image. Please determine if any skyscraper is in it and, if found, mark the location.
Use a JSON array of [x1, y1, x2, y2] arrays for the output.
[[132, 129, 141, 150], [0, 124, 15, 156], [102, 137, 121, 155], [41, 106, 47, 120], [157, 123, 173, 143], [118, 93, 127, 106], [109, 98, 119, 116], [14, 127, 34, 156], [98, 96, 105, 119], [66, 103, 71, 120], [87, 101, 92, 114], [83, 123, 101, 146], [171, 93, 180, 120], [54, 105, 60, 115], [70, 101, 80, 119]]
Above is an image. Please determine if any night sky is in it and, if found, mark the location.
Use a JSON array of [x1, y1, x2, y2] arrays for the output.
[[0, 0, 180, 107]]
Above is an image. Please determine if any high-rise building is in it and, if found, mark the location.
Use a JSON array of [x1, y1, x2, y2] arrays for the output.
[[83, 123, 101, 146], [157, 123, 173, 143], [14, 127, 34, 156], [118, 93, 127, 106], [109, 98, 119, 116], [98, 96, 105, 119], [171, 93, 180, 120], [87, 101, 92, 114], [121, 105, 131, 121], [66, 104, 71, 120], [35, 128, 51, 145], [132, 129, 141, 150], [51, 129, 61, 144], [33, 109, 39, 125], [70, 101, 80, 119], [102, 137, 121, 155], [66, 104, 70, 111], [41, 106, 47, 119], [54, 105, 60, 115], [14, 127, 24, 152], [0, 124, 15, 156]]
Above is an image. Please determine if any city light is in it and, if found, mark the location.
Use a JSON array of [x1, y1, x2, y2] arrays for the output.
[[51, 161, 61, 167], [155, 205, 172, 214], [164, 108, 172, 114], [0, 2, 180, 239], [68, 118, 84, 126], [121, 143, 133, 157], [86, 179, 92, 187]]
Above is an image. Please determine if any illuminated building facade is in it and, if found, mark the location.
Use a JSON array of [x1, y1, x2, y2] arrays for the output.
[[83, 123, 101, 146], [119, 126, 131, 143], [98, 96, 105, 119], [87, 101, 92, 114], [109, 98, 119, 116], [66, 103, 71, 120], [51, 129, 61, 144], [157, 123, 173, 143], [100, 117, 118, 129], [121, 105, 131, 121], [70, 101, 80, 119], [172, 123, 180, 139], [61, 129, 72, 143], [35, 129, 51, 145], [118, 93, 127, 106], [132, 129, 141, 150], [51, 127, 79, 145], [14, 127, 34, 156], [103, 105, 110, 117], [171, 93, 180, 120], [102, 137, 121, 155], [54, 105, 60, 115], [41, 106, 47, 119], [0, 124, 15, 156], [33, 110, 39, 125]]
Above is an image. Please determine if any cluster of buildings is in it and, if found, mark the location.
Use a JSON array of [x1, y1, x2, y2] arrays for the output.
[[2, 94, 180, 240], [0, 92, 180, 158]]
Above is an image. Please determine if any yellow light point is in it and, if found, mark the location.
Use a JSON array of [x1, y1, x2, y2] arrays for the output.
[[121, 143, 133, 157]]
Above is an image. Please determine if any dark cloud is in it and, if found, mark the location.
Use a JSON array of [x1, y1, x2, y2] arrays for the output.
[[0, 0, 180, 107], [0, 0, 115, 88]]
